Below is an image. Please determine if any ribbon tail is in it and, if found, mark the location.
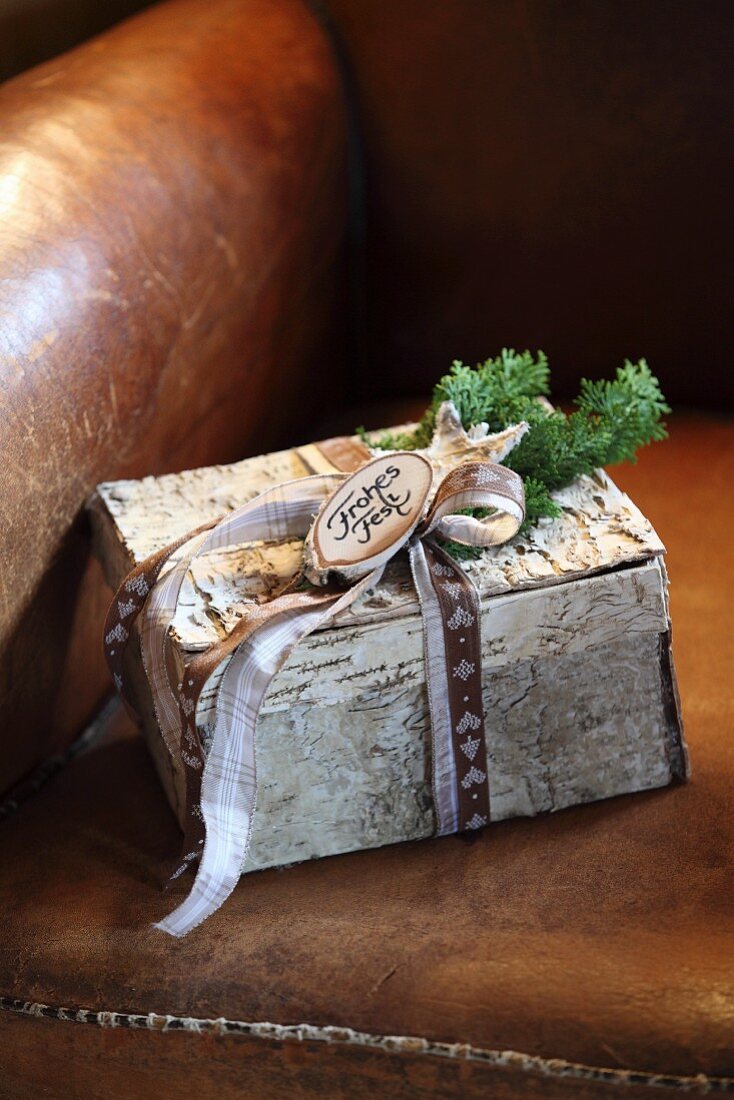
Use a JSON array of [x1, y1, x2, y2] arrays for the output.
[[155, 567, 383, 937], [409, 537, 490, 836], [154, 604, 324, 936], [408, 538, 460, 835]]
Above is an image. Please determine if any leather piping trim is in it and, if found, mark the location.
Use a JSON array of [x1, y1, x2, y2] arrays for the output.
[[0, 697, 118, 822], [1, 998, 732, 1093]]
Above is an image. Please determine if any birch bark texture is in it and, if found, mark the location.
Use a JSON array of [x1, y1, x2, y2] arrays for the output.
[[89, 436, 686, 874]]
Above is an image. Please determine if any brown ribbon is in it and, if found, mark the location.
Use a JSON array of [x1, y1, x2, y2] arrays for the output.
[[423, 539, 490, 830]]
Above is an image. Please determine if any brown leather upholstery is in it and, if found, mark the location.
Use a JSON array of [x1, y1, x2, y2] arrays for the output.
[[322, 0, 734, 407], [1, 415, 732, 1096], [0, 0, 347, 791]]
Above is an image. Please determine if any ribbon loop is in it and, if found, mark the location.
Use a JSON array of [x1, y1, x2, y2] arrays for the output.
[[420, 461, 525, 546]]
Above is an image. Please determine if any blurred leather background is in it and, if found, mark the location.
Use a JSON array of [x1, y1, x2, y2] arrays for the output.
[[322, 0, 734, 407], [0, 0, 153, 81], [0, 1, 732, 1095], [3, 0, 732, 401]]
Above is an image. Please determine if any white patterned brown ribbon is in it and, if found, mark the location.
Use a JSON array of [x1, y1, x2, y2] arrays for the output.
[[103, 452, 524, 936]]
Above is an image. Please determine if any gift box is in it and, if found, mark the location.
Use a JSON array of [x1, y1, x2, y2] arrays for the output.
[[90, 418, 687, 918]]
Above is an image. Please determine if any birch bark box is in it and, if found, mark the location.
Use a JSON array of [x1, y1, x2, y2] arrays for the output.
[[90, 431, 687, 874]]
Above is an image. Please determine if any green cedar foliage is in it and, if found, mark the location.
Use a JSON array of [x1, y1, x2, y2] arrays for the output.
[[358, 350, 669, 542]]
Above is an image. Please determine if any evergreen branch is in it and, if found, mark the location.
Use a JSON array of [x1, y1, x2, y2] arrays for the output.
[[357, 352, 668, 538]]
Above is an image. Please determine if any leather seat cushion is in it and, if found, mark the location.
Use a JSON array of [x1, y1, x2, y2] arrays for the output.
[[0, 412, 732, 1097]]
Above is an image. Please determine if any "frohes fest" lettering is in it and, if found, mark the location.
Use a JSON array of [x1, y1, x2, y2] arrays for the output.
[[326, 464, 413, 545]]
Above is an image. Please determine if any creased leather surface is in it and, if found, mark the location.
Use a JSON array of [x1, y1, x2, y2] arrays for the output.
[[0, 0, 347, 793], [0, 415, 732, 1094]]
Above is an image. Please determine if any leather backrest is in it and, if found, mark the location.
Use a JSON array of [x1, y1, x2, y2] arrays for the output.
[[325, 0, 733, 406]]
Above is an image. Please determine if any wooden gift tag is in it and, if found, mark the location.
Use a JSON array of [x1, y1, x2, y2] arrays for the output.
[[304, 453, 433, 583]]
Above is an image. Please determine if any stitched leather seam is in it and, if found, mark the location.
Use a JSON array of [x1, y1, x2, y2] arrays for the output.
[[1, 997, 732, 1092]]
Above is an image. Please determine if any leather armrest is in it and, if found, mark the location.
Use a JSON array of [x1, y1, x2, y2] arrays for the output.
[[0, 0, 347, 791]]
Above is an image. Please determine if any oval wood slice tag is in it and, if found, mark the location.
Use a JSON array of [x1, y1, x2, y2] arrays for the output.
[[305, 452, 434, 583]]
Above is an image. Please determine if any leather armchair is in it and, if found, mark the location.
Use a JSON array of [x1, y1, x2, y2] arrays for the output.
[[0, 0, 347, 793], [1, 1, 731, 1096]]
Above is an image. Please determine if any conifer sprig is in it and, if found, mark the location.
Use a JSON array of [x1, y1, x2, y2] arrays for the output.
[[358, 351, 668, 542]]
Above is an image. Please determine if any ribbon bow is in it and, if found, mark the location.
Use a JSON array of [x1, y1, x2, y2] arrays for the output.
[[104, 448, 524, 936]]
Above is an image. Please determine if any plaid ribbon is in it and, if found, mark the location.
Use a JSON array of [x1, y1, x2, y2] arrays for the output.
[[104, 452, 524, 936]]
